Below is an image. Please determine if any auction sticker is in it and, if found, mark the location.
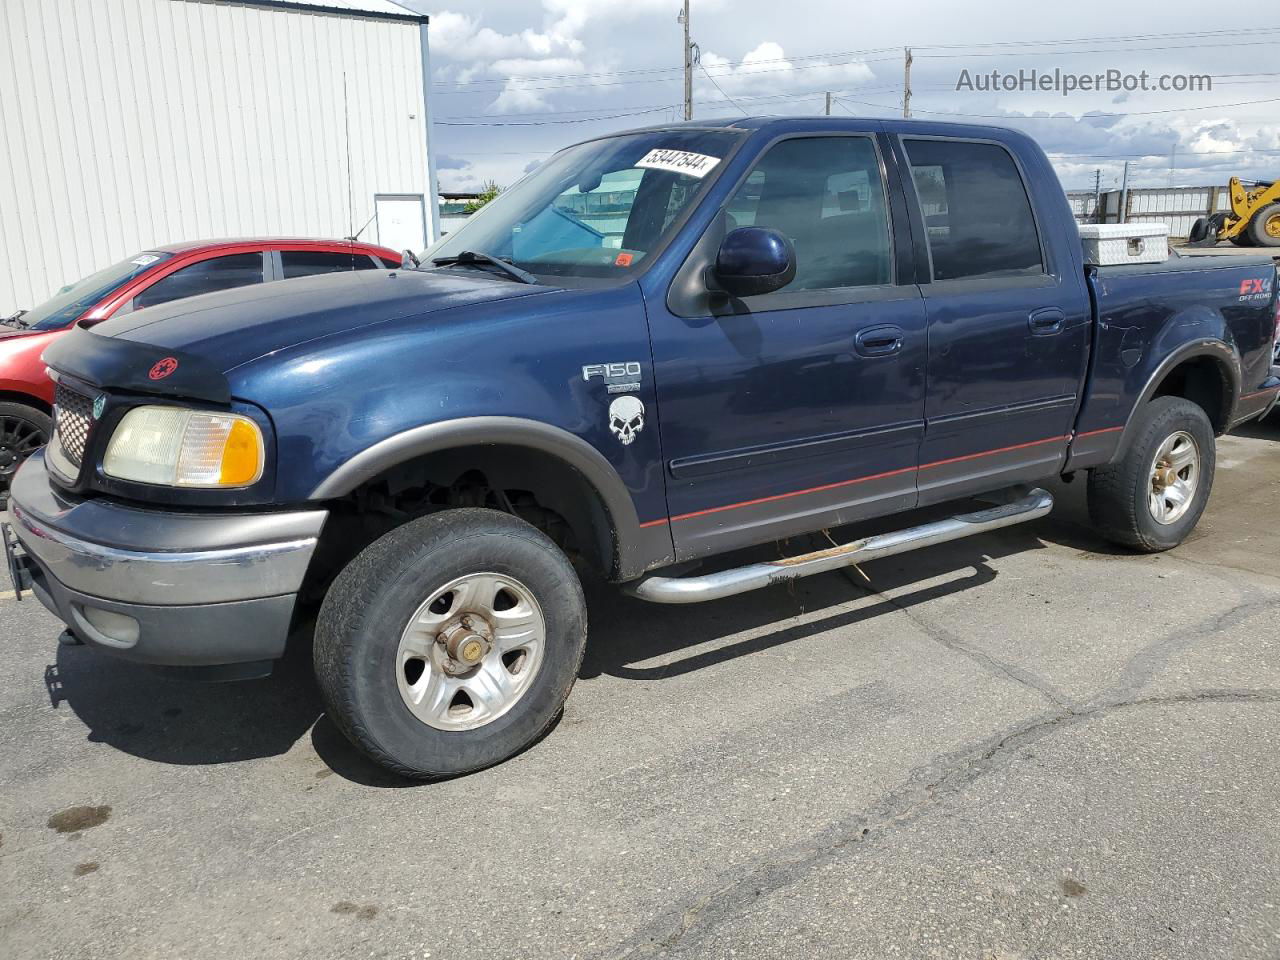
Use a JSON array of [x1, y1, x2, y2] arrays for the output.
[[635, 148, 720, 178]]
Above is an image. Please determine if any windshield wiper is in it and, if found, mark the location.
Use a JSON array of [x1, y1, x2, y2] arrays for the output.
[[431, 251, 539, 285], [2, 310, 30, 329]]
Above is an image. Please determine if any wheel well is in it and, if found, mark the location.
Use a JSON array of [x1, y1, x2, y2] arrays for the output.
[[302, 444, 618, 606], [0, 390, 51, 416], [1149, 356, 1232, 434]]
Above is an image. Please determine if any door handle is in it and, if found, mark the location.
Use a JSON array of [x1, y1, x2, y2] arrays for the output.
[[1028, 308, 1066, 336], [854, 325, 904, 358]]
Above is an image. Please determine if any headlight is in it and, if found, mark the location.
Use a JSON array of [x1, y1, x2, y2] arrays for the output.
[[103, 406, 264, 487]]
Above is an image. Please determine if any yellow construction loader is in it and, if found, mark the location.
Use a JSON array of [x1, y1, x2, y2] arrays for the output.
[[1189, 177, 1280, 248]]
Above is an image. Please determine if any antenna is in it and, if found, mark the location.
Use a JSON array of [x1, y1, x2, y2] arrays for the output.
[[343, 72, 355, 241]]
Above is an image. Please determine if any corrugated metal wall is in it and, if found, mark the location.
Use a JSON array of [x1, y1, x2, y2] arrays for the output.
[[0, 0, 433, 314], [1066, 186, 1233, 237]]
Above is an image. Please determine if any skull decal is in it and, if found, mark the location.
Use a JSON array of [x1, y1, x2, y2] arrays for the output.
[[608, 395, 645, 446]]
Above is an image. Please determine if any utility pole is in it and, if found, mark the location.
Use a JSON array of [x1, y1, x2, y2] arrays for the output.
[[1119, 160, 1130, 224], [825, 91, 832, 116], [1169, 142, 1177, 187], [903, 47, 912, 118], [679, 0, 693, 121], [1093, 168, 1102, 223]]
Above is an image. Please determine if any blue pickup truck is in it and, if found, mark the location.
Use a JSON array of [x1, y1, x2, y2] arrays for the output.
[[8, 117, 1279, 779]]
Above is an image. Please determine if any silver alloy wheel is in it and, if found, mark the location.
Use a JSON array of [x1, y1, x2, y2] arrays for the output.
[[1148, 430, 1200, 525], [395, 572, 546, 732]]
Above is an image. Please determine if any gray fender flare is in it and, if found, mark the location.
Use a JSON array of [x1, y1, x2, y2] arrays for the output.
[[308, 416, 656, 576], [1113, 338, 1240, 459]]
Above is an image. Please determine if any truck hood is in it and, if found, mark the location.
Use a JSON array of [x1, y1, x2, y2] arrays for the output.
[[90, 268, 549, 374]]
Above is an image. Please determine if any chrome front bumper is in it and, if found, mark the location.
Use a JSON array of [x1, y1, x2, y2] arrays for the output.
[[8, 450, 326, 669]]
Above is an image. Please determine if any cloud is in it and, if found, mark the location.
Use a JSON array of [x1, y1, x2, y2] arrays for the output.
[[489, 78, 555, 113], [435, 154, 470, 170], [523, 160, 543, 173], [697, 42, 877, 99], [429, 10, 581, 62]]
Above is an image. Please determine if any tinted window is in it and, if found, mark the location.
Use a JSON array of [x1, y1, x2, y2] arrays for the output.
[[903, 140, 1044, 281], [134, 253, 264, 309], [20, 252, 174, 331], [726, 137, 892, 291], [281, 250, 377, 278]]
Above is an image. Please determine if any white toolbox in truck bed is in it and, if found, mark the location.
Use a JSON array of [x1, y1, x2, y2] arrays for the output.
[[1079, 223, 1170, 266]]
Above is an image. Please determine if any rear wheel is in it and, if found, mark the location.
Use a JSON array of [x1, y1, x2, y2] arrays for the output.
[[1087, 397, 1215, 552], [0, 402, 51, 500], [1247, 202, 1280, 248], [314, 508, 587, 780]]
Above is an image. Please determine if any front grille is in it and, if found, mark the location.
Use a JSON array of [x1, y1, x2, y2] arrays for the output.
[[53, 383, 94, 467]]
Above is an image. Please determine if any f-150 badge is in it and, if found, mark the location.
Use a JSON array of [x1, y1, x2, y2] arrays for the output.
[[608, 395, 645, 446], [582, 361, 642, 395]]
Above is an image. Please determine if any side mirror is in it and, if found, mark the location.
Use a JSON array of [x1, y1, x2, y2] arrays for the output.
[[401, 249, 421, 268], [712, 227, 796, 298]]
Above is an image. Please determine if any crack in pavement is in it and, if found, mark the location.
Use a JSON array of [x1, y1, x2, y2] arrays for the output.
[[1158, 550, 1280, 586], [603, 687, 1280, 959], [847, 571, 1075, 711]]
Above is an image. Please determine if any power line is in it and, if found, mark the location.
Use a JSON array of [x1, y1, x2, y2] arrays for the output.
[[1048, 146, 1280, 159], [914, 26, 1280, 49], [430, 28, 1280, 95], [834, 94, 1280, 119], [698, 59, 750, 115], [431, 57, 898, 97], [440, 84, 903, 121], [433, 45, 900, 88], [916, 39, 1280, 58]]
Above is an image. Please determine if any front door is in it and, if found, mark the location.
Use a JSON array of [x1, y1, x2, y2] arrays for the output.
[[897, 136, 1091, 503], [648, 134, 927, 560]]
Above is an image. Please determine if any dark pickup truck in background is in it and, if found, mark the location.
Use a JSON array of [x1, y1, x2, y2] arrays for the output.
[[8, 117, 1280, 779]]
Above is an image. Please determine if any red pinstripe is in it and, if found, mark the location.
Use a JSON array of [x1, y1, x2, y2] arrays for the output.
[[641, 433, 1076, 528]]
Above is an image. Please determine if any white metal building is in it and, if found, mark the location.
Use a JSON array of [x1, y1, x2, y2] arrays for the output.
[[0, 0, 439, 315]]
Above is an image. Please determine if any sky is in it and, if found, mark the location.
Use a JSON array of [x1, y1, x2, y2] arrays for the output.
[[398, 0, 1279, 194]]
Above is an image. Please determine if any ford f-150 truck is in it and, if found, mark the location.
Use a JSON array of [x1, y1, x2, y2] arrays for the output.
[[7, 117, 1280, 780]]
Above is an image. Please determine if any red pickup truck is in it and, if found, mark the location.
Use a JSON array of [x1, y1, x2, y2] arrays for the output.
[[0, 238, 401, 493]]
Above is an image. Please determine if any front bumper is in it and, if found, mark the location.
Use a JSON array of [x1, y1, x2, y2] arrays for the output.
[[7, 450, 326, 669]]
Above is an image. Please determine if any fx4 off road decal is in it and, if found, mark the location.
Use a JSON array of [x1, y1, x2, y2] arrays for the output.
[[1239, 277, 1273, 302]]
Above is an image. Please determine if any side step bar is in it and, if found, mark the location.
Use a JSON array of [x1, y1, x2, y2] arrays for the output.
[[627, 488, 1054, 604]]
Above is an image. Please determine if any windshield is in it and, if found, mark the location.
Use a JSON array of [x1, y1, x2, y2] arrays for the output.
[[428, 129, 743, 281], [16, 252, 174, 331]]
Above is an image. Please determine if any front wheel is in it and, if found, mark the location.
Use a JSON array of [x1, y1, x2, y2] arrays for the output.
[[1087, 396, 1215, 552], [314, 508, 587, 780]]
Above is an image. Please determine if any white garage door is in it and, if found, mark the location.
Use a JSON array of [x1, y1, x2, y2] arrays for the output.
[[374, 194, 428, 257]]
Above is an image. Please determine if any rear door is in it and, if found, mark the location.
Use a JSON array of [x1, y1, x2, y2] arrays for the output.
[[896, 136, 1090, 503], [650, 132, 927, 560]]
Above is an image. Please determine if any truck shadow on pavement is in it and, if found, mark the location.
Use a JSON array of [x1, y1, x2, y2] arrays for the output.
[[48, 627, 326, 767], [46, 489, 1120, 784]]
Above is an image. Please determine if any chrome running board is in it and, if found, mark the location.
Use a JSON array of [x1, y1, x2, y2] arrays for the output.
[[626, 488, 1054, 604]]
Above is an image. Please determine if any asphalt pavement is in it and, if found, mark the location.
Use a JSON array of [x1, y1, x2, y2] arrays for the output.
[[2, 423, 1279, 959]]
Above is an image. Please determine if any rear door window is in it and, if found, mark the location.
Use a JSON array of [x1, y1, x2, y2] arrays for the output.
[[902, 139, 1044, 281], [281, 250, 378, 278], [134, 253, 265, 309]]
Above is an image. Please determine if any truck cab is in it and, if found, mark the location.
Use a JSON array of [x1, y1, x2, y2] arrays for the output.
[[9, 117, 1279, 780]]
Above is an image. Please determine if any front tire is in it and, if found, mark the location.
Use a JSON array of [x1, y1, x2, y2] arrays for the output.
[[314, 508, 587, 780], [1087, 397, 1215, 552]]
